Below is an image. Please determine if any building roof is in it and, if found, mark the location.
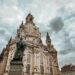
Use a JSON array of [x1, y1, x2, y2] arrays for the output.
[[61, 64, 75, 72]]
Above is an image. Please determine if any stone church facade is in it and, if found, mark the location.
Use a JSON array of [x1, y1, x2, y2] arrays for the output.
[[0, 13, 60, 75]]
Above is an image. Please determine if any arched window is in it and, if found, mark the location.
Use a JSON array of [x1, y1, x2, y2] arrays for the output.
[[40, 53, 44, 74], [26, 53, 31, 74], [27, 53, 30, 64], [40, 54, 43, 65]]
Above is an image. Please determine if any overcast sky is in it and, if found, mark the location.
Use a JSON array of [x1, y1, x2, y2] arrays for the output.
[[0, 0, 75, 68]]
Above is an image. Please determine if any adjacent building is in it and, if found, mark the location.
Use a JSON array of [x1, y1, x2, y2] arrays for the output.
[[61, 64, 75, 75]]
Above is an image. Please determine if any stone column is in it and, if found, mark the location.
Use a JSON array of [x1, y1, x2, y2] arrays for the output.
[[40, 53, 44, 75], [25, 53, 31, 75]]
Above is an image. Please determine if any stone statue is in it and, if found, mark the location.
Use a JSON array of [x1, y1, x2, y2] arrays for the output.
[[14, 38, 26, 61]]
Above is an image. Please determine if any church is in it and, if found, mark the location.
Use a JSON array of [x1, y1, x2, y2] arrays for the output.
[[0, 13, 60, 75]]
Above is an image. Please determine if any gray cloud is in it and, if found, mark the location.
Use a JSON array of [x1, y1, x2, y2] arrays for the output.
[[59, 31, 73, 54], [52, 28, 75, 55], [48, 16, 75, 55], [0, 29, 5, 35], [49, 17, 64, 32], [47, 15, 75, 67]]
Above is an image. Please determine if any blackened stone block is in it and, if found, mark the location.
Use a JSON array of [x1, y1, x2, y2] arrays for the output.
[[8, 60, 23, 75]]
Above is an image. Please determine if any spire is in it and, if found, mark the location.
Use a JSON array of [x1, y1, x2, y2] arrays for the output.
[[46, 32, 51, 48], [46, 32, 51, 43], [20, 21, 24, 28], [8, 37, 12, 44], [21, 21, 23, 25], [26, 13, 34, 23]]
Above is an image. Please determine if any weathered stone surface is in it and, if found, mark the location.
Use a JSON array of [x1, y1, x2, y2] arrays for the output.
[[8, 61, 23, 75], [0, 13, 60, 75]]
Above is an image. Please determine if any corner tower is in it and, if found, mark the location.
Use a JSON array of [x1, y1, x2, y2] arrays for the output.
[[46, 32, 61, 75]]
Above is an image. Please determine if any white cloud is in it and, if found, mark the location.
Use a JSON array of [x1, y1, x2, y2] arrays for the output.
[[0, 0, 75, 68]]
